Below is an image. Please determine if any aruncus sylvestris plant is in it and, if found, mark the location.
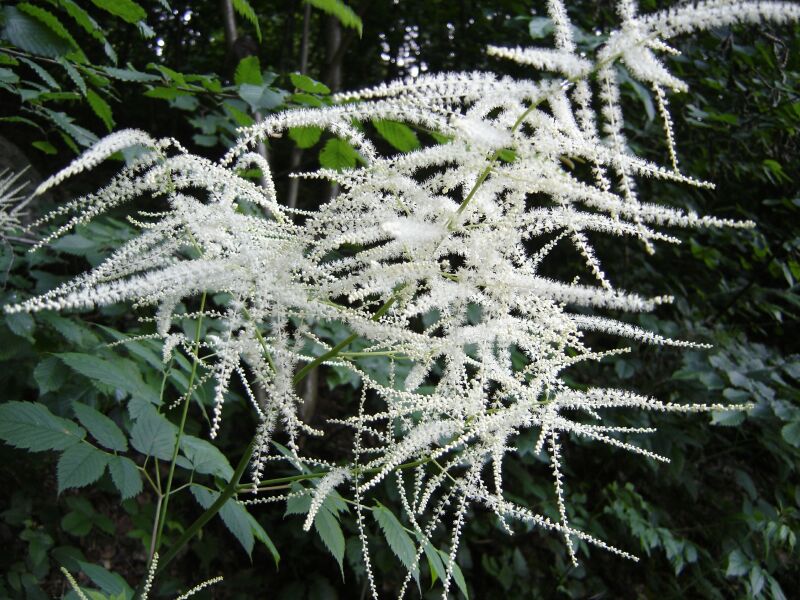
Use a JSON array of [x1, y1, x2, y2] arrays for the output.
[[5, 0, 799, 596]]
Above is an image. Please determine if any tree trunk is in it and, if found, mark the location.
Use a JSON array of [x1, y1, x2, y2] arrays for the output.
[[287, 3, 312, 211]]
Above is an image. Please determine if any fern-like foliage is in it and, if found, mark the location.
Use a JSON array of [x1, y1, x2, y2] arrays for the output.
[[8, 1, 800, 595]]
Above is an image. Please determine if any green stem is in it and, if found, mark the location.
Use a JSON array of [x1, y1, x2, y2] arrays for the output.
[[338, 350, 409, 359], [238, 455, 433, 493], [153, 293, 207, 555], [156, 438, 257, 575], [447, 38, 654, 229], [292, 292, 399, 385], [448, 153, 500, 229]]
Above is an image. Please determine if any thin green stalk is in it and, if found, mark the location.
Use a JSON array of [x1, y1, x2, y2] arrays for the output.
[[139, 467, 159, 495], [339, 350, 409, 359], [147, 493, 164, 563], [448, 36, 658, 229], [293, 292, 399, 385], [153, 292, 207, 555], [449, 154, 500, 229], [238, 455, 434, 493], [156, 438, 256, 575]]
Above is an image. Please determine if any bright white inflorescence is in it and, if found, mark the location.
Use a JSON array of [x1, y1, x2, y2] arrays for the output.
[[9, 1, 799, 594]]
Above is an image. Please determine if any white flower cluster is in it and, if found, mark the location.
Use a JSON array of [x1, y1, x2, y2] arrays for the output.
[[0, 168, 31, 240], [10, 1, 797, 593]]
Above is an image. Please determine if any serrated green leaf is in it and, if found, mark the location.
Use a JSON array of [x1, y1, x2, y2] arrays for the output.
[[238, 83, 286, 112], [58, 0, 112, 59], [59, 128, 80, 152], [66, 589, 107, 600], [78, 562, 133, 600], [32, 140, 58, 154], [423, 543, 469, 598], [170, 94, 200, 112], [89, 0, 146, 25], [373, 504, 419, 578], [193, 134, 218, 147], [750, 567, 765, 596], [180, 435, 233, 479], [39, 312, 95, 345], [58, 353, 160, 406], [621, 70, 655, 122], [322, 490, 349, 515], [422, 541, 446, 586], [771, 578, 788, 600], [108, 456, 142, 500], [34, 357, 68, 395], [64, 496, 115, 535], [289, 72, 330, 95], [234, 56, 262, 86], [6, 312, 35, 339], [733, 469, 757, 500], [449, 557, 469, 599], [57, 443, 109, 493], [781, 421, 800, 447], [72, 403, 127, 451], [129, 405, 176, 460], [191, 485, 254, 556], [40, 90, 82, 102], [17, 3, 84, 59], [102, 66, 160, 82], [87, 89, 114, 131], [148, 63, 185, 85], [223, 102, 254, 127], [722, 387, 750, 403], [17, 56, 60, 89], [710, 410, 746, 427], [61, 508, 93, 536], [0, 67, 19, 84], [0, 115, 43, 131], [289, 126, 322, 149], [52, 234, 95, 255], [58, 58, 86, 95], [143, 86, 183, 101], [285, 484, 312, 516], [246, 511, 280, 567], [304, 0, 362, 36], [373, 119, 420, 152], [319, 138, 360, 171], [529, 16, 554, 39], [0, 401, 85, 452], [314, 506, 345, 573], [232, 0, 261, 42], [726, 549, 749, 577], [2, 7, 72, 58], [199, 76, 222, 93], [137, 20, 155, 39], [291, 91, 324, 107], [43, 108, 98, 147]]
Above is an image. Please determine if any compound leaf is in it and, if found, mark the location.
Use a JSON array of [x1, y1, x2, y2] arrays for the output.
[[0, 401, 85, 452], [57, 443, 109, 493], [72, 402, 126, 451]]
